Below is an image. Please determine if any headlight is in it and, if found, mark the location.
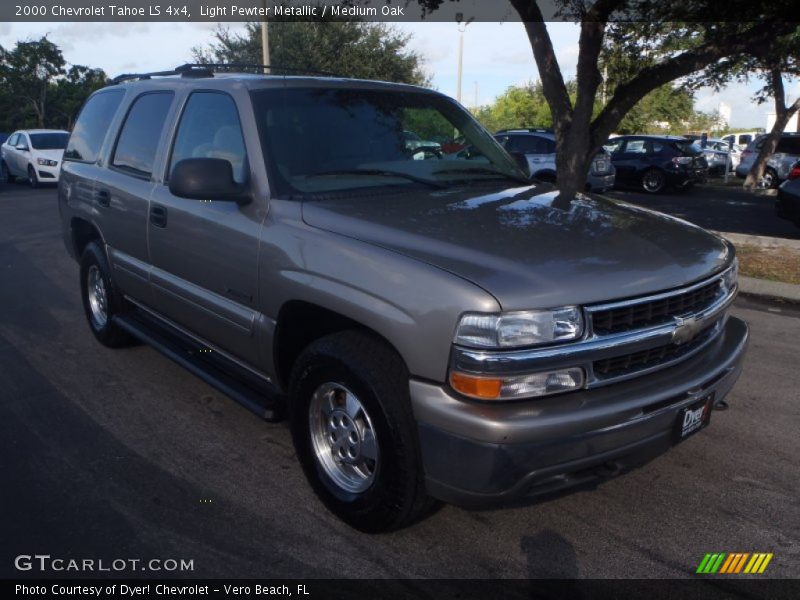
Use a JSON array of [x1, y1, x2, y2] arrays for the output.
[[454, 307, 584, 349], [37, 158, 58, 167], [722, 258, 738, 293]]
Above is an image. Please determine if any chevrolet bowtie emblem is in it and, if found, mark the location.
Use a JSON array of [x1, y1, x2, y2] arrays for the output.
[[672, 316, 703, 345]]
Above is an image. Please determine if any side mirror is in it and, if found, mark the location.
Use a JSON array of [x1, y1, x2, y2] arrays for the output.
[[169, 158, 251, 204], [16, 144, 29, 152]]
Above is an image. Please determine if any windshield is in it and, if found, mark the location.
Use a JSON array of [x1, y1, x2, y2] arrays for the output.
[[30, 133, 69, 150], [250, 87, 526, 196]]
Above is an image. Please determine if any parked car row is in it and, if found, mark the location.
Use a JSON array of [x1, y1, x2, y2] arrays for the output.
[[1, 129, 69, 187]]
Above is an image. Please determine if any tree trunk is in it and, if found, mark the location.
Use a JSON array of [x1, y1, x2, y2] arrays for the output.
[[744, 69, 800, 190]]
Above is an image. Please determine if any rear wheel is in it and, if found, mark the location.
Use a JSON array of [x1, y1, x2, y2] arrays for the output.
[[289, 330, 432, 532], [762, 168, 779, 189], [27, 165, 39, 189], [79, 242, 134, 348], [641, 168, 666, 193]]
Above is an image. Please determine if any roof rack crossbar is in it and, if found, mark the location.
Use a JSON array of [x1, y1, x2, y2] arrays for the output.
[[112, 63, 343, 85], [111, 66, 214, 84], [176, 63, 342, 78]]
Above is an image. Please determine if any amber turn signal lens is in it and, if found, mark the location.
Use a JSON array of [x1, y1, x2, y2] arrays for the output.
[[449, 371, 503, 400]]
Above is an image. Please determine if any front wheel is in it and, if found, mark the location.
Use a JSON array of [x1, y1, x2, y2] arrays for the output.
[[27, 165, 39, 189], [641, 168, 666, 193], [289, 331, 432, 533]]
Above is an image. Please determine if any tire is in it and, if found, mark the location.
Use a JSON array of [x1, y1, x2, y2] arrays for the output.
[[762, 168, 779, 189], [27, 164, 39, 189], [641, 168, 666, 193], [79, 241, 134, 348], [1, 161, 14, 183], [289, 330, 432, 533]]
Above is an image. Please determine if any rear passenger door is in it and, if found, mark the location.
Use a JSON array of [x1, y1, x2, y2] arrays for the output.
[[614, 138, 650, 184], [147, 91, 263, 366], [94, 91, 176, 302]]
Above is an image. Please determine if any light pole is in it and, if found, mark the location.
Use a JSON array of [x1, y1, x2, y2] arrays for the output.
[[455, 13, 473, 104], [261, 0, 270, 73]]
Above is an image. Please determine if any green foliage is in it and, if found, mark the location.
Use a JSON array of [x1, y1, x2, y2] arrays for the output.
[[0, 37, 107, 131], [193, 21, 428, 86]]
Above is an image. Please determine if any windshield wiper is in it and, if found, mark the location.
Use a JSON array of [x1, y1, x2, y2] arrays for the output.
[[433, 167, 530, 185], [307, 169, 446, 189]]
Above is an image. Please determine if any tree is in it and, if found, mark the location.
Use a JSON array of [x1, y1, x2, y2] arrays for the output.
[[194, 21, 428, 86], [0, 37, 66, 128], [415, 0, 799, 197], [732, 33, 800, 189], [0, 38, 108, 132], [48, 66, 109, 130]]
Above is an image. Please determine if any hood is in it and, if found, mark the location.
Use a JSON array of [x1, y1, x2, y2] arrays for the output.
[[33, 148, 65, 161], [302, 183, 732, 311]]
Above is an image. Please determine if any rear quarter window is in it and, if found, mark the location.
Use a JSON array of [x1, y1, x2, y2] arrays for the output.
[[777, 137, 800, 155], [64, 89, 125, 163]]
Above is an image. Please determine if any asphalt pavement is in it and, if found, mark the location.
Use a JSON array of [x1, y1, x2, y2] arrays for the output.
[[1, 184, 799, 579], [608, 183, 800, 240]]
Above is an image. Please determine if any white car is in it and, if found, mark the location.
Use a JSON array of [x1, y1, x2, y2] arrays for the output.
[[1, 129, 69, 187]]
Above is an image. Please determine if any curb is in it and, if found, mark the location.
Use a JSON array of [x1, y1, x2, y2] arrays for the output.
[[739, 276, 800, 305], [715, 231, 800, 250]]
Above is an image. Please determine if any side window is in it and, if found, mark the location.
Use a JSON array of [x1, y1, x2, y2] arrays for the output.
[[624, 140, 647, 154], [111, 92, 174, 178], [169, 92, 247, 184], [64, 90, 125, 162], [541, 138, 556, 154], [516, 136, 543, 154], [7, 134, 19, 147], [650, 141, 665, 154], [777, 137, 800, 155], [17, 134, 29, 150]]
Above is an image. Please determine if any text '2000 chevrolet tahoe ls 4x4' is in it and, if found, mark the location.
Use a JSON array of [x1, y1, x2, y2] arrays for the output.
[[59, 65, 748, 532]]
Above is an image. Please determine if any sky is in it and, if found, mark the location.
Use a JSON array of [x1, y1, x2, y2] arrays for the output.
[[0, 20, 794, 129]]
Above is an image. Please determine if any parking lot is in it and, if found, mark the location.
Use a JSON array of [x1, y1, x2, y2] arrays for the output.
[[608, 183, 800, 240], [1, 184, 799, 579]]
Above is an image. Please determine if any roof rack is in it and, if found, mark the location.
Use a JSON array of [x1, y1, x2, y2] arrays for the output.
[[182, 63, 342, 77], [495, 128, 554, 134], [111, 63, 341, 84]]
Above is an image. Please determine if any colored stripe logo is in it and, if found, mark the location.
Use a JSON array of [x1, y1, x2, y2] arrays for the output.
[[696, 552, 773, 574]]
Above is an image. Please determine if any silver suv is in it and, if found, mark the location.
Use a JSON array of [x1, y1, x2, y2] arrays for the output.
[[735, 133, 800, 187], [494, 129, 616, 192], [59, 65, 748, 532]]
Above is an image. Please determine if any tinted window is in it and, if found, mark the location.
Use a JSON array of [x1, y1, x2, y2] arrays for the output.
[[624, 140, 647, 154], [112, 92, 174, 177], [777, 137, 800, 155], [65, 90, 125, 162], [30, 132, 69, 150], [170, 92, 247, 184]]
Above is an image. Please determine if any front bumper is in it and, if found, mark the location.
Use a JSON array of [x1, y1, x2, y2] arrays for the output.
[[35, 163, 60, 182], [410, 316, 749, 507]]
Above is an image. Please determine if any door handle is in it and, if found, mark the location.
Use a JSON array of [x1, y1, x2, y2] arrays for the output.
[[95, 189, 110, 207], [150, 204, 168, 228]]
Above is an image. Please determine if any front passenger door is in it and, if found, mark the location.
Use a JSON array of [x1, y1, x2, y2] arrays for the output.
[[148, 91, 263, 366]]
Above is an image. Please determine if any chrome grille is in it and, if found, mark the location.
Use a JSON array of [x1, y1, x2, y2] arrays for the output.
[[593, 324, 717, 380], [590, 279, 722, 336]]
